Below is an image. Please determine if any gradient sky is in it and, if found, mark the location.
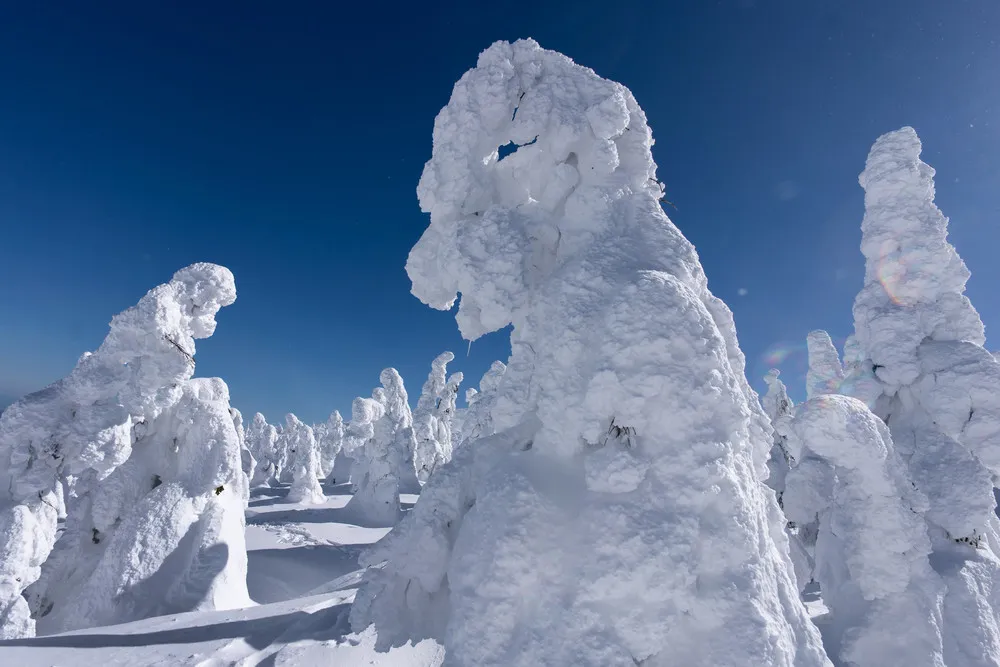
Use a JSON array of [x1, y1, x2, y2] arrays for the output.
[[1, 1, 998, 424]]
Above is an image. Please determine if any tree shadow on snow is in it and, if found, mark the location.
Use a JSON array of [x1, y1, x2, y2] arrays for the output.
[[0, 608, 326, 650], [246, 505, 398, 530], [321, 480, 354, 496], [247, 543, 366, 605]]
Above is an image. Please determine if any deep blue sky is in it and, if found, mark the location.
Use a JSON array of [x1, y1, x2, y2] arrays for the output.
[[1, 1, 998, 423]]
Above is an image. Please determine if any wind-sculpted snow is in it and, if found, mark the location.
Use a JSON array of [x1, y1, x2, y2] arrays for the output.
[[0, 264, 239, 638], [805, 331, 844, 399], [783, 395, 943, 667], [357, 39, 830, 666], [284, 414, 325, 505]]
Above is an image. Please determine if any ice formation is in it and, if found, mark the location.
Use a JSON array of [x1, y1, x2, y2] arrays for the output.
[[805, 330, 845, 399], [0, 263, 244, 638], [352, 39, 829, 666], [284, 414, 325, 505], [412, 352, 456, 483]]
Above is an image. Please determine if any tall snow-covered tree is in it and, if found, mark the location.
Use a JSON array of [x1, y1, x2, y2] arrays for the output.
[[805, 330, 845, 399], [231, 407, 256, 495], [0, 263, 246, 638], [412, 352, 454, 483], [843, 126, 1000, 663], [426, 371, 463, 477], [351, 39, 829, 667], [284, 414, 325, 505]]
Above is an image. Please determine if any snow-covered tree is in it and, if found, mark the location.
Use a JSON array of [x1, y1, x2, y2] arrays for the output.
[[315, 410, 344, 479], [351, 40, 829, 666], [231, 407, 256, 496], [343, 395, 400, 526], [246, 412, 279, 487], [783, 395, 942, 667], [843, 126, 1000, 662], [456, 361, 506, 449], [426, 371, 462, 476], [0, 263, 245, 638], [412, 352, 455, 483], [805, 330, 845, 399], [376, 368, 421, 493], [284, 414, 325, 505]]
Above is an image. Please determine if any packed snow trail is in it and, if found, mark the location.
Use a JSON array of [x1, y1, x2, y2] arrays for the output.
[[353, 38, 830, 667]]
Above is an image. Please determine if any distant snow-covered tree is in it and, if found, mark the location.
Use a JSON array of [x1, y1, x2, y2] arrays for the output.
[[0, 263, 246, 638], [231, 407, 256, 496], [315, 410, 344, 479], [412, 352, 454, 483], [805, 330, 845, 399], [246, 412, 279, 487], [351, 39, 829, 667], [284, 414, 325, 505], [343, 394, 400, 526], [456, 361, 506, 449]]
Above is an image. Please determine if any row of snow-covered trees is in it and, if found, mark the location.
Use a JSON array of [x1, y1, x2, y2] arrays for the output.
[[0, 256, 505, 639]]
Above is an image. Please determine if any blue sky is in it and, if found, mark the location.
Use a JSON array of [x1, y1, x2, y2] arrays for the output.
[[1, 1, 998, 423]]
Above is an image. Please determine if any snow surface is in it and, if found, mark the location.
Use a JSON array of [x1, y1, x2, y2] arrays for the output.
[[0, 481, 439, 667]]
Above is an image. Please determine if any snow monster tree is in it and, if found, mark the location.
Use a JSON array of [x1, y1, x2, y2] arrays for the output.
[[0, 263, 246, 638], [351, 39, 829, 667]]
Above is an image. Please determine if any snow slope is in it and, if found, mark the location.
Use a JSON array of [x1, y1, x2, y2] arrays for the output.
[[0, 481, 435, 667]]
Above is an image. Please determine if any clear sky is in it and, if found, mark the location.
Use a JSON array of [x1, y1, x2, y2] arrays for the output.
[[1, 1, 998, 424]]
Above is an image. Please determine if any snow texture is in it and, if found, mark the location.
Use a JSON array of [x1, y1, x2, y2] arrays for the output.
[[805, 331, 845, 399], [356, 39, 830, 667], [284, 415, 325, 505], [0, 263, 242, 638]]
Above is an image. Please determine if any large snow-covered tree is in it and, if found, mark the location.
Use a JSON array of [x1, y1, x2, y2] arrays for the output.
[[843, 126, 1000, 663], [351, 39, 829, 666], [0, 263, 245, 638], [284, 414, 325, 505], [316, 410, 345, 480], [343, 394, 399, 526]]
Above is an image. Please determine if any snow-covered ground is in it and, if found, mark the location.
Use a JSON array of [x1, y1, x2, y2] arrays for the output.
[[0, 482, 441, 667]]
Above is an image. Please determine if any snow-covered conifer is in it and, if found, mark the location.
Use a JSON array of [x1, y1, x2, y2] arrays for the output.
[[425, 371, 462, 476], [456, 361, 506, 449], [352, 40, 829, 666], [412, 352, 454, 483], [843, 127, 1000, 662], [783, 395, 942, 667], [0, 263, 245, 638], [343, 395, 400, 526], [376, 369, 421, 493], [805, 330, 845, 399], [246, 412, 279, 487], [284, 414, 325, 505], [316, 410, 344, 479], [231, 407, 256, 494]]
